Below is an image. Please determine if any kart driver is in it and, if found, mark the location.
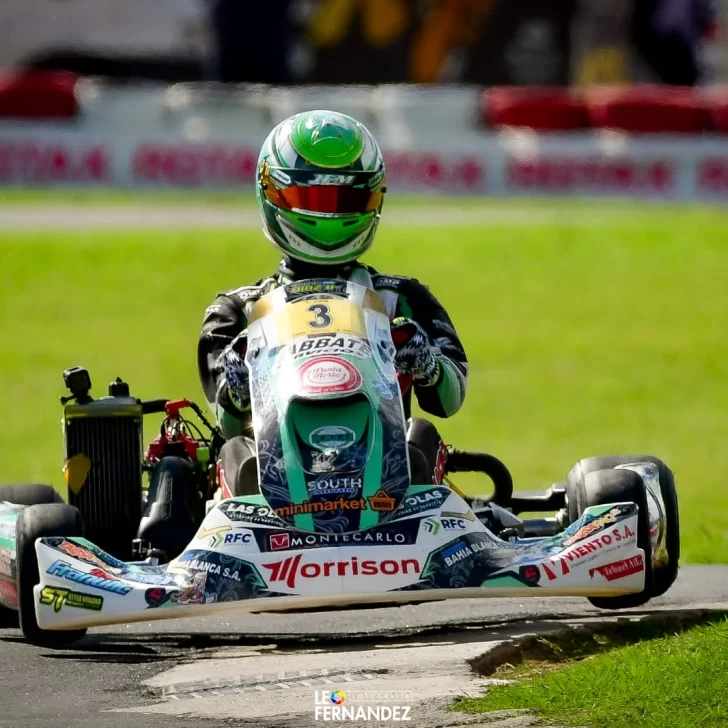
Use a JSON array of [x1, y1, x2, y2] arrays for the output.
[[197, 110, 468, 497]]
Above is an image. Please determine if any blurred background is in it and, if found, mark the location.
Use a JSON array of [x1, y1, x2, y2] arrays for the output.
[[0, 0, 727, 192], [0, 1, 727, 563], [1, 0, 726, 86]]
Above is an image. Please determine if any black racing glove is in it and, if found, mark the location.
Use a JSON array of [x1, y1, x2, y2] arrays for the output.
[[222, 331, 251, 412], [391, 317, 441, 387]]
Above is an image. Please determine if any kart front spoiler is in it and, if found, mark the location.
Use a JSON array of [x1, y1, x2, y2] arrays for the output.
[[32, 490, 647, 631]]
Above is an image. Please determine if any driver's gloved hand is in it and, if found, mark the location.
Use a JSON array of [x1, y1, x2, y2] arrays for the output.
[[390, 317, 441, 387], [222, 331, 251, 412]]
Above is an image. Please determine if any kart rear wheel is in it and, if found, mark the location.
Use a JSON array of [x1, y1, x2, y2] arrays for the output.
[[568, 455, 679, 600], [566, 467, 654, 609], [0, 484, 65, 506], [0, 485, 64, 627], [137, 456, 202, 561], [16, 503, 87, 646]]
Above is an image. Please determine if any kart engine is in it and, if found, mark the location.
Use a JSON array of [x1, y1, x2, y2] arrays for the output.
[[62, 367, 143, 559]]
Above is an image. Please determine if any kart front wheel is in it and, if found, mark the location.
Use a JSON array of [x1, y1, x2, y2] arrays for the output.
[[565, 467, 654, 609], [568, 455, 679, 603], [16, 503, 87, 646]]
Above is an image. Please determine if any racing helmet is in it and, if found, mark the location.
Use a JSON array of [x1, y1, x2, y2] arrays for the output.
[[256, 110, 386, 266]]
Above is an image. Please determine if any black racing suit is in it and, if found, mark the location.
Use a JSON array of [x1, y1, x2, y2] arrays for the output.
[[197, 260, 468, 494]]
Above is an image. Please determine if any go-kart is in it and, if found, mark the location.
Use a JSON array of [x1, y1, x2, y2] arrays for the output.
[[0, 279, 679, 646]]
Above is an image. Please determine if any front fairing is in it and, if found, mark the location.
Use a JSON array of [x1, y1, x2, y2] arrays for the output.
[[244, 280, 410, 534], [32, 489, 647, 631]]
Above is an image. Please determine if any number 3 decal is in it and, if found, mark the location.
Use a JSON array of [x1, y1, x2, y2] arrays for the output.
[[307, 303, 332, 328]]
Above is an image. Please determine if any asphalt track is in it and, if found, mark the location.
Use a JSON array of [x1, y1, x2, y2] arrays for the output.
[[1, 566, 726, 728]]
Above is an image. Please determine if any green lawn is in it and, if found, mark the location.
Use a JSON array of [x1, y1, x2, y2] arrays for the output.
[[456, 617, 728, 728], [1, 199, 727, 562]]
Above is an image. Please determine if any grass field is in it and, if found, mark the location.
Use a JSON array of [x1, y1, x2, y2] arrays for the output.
[[456, 617, 728, 728], [1, 194, 727, 563]]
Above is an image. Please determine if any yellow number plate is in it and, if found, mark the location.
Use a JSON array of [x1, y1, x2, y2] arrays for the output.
[[274, 298, 367, 340]]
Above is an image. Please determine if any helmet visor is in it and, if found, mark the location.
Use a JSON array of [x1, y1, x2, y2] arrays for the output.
[[262, 165, 384, 215], [265, 184, 383, 215]]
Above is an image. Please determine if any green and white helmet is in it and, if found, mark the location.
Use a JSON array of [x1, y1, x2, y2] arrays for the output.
[[256, 110, 386, 266]]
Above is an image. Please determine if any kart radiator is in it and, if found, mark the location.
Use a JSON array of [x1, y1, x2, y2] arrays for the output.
[[64, 395, 143, 559]]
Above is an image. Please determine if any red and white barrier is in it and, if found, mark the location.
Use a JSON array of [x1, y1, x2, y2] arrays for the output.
[[0, 81, 727, 199]]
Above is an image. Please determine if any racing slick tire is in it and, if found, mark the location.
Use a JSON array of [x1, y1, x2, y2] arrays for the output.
[[568, 455, 679, 600], [0, 485, 64, 627], [565, 467, 654, 609], [0, 484, 65, 506], [16, 503, 87, 646], [137, 456, 202, 561]]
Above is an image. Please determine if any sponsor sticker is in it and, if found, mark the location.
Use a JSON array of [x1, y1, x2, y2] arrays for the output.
[[284, 336, 372, 362], [393, 488, 449, 518], [422, 517, 468, 535], [177, 554, 243, 583], [55, 539, 126, 573], [222, 531, 252, 546], [374, 277, 403, 289], [218, 500, 285, 527], [171, 572, 216, 605], [39, 586, 103, 612], [311, 451, 337, 473], [310, 173, 356, 185], [441, 538, 496, 567], [543, 523, 636, 580], [307, 476, 362, 497], [197, 526, 253, 548], [309, 426, 357, 450], [275, 497, 368, 518], [589, 554, 644, 581], [422, 518, 441, 535], [269, 533, 291, 551], [196, 525, 232, 548], [286, 281, 350, 297], [368, 489, 396, 512], [299, 357, 362, 395], [563, 507, 623, 547], [144, 587, 177, 608], [263, 555, 421, 590], [266, 528, 415, 551], [519, 565, 541, 585], [46, 560, 131, 595]]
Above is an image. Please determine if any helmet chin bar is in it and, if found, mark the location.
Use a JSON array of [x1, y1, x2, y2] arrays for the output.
[[274, 210, 377, 266]]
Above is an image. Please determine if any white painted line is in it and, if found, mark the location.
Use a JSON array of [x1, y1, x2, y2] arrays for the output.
[[0, 202, 706, 231]]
